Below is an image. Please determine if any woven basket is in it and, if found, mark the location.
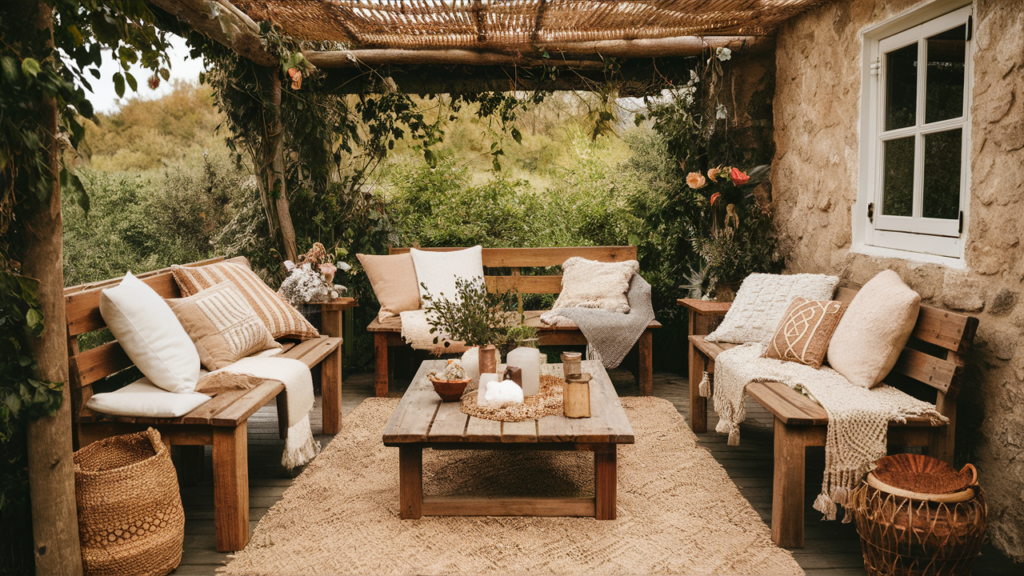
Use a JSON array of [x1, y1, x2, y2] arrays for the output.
[[75, 428, 184, 576], [850, 455, 987, 576]]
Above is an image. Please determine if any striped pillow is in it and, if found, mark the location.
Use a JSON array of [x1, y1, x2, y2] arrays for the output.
[[167, 281, 281, 371], [171, 258, 319, 341]]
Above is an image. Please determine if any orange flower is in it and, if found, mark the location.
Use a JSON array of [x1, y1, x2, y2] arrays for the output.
[[288, 68, 302, 90], [730, 167, 750, 186], [707, 167, 720, 182], [686, 172, 707, 189], [710, 192, 722, 207]]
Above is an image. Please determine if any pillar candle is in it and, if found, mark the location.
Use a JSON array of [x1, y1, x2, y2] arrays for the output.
[[461, 347, 480, 384], [478, 373, 500, 406], [506, 347, 540, 396]]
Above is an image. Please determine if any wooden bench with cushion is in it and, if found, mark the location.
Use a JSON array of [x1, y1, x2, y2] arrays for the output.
[[682, 286, 978, 548], [64, 256, 343, 552], [368, 246, 661, 397]]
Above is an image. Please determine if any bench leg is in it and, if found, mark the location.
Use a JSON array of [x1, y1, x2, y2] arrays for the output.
[[772, 419, 807, 548], [689, 343, 708, 433], [374, 332, 389, 397], [928, 395, 956, 465], [638, 329, 653, 396], [322, 346, 342, 434], [213, 423, 249, 552], [594, 445, 617, 520], [399, 446, 422, 519]]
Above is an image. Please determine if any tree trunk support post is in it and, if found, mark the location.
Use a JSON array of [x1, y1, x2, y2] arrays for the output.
[[267, 69, 298, 263], [24, 3, 84, 574]]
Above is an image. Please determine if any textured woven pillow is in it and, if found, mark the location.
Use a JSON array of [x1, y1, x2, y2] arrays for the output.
[[167, 281, 281, 371], [827, 270, 921, 389], [763, 297, 846, 369], [550, 257, 639, 313], [357, 253, 421, 322], [707, 273, 840, 344], [172, 257, 319, 341], [410, 246, 485, 305]]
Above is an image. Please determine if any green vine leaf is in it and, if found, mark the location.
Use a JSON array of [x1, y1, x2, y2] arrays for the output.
[[113, 71, 125, 97], [20, 57, 40, 78]]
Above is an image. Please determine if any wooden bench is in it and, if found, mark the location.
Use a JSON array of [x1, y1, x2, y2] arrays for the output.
[[368, 246, 661, 397], [64, 256, 346, 553], [681, 286, 978, 549]]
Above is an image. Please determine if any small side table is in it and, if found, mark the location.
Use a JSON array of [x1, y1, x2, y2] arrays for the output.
[[677, 298, 730, 433]]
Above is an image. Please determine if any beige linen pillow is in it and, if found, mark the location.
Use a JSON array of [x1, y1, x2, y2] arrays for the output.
[[763, 297, 846, 369], [172, 257, 319, 341], [707, 273, 840, 344], [356, 253, 421, 322], [167, 281, 281, 371], [826, 270, 921, 389], [551, 257, 639, 314]]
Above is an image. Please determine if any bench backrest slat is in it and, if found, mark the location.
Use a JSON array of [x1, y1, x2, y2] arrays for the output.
[[66, 272, 182, 337], [72, 341, 133, 388], [835, 285, 977, 399], [389, 246, 637, 295]]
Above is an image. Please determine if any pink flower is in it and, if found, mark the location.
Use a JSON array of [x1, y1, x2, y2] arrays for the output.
[[686, 172, 707, 189], [288, 68, 302, 90], [730, 167, 750, 186], [707, 167, 720, 182], [320, 262, 337, 284]]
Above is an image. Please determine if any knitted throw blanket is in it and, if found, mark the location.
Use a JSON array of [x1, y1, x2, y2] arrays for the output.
[[711, 343, 947, 521], [197, 356, 320, 470], [540, 275, 655, 369]]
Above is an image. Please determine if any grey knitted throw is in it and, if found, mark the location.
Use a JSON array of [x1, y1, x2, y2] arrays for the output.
[[541, 275, 655, 369]]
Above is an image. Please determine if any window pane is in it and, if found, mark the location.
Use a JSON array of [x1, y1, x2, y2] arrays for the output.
[[882, 136, 915, 217], [885, 43, 918, 130], [925, 24, 966, 123], [923, 129, 962, 220]]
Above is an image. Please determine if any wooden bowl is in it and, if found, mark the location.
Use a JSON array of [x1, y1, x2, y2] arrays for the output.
[[429, 377, 471, 402]]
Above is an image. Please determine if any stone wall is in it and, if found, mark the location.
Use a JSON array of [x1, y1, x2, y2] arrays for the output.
[[772, 0, 1024, 561]]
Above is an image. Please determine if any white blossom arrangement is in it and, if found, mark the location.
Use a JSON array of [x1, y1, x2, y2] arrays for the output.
[[278, 259, 350, 307]]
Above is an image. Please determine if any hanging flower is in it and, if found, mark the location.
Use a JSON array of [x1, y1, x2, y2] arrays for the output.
[[686, 172, 707, 189], [336, 261, 352, 272], [287, 68, 302, 90], [730, 167, 750, 186], [283, 260, 296, 272], [717, 47, 732, 62], [319, 262, 337, 284], [707, 167, 720, 182], [710, 192, 722, 207], [147, 73, 160, 90]]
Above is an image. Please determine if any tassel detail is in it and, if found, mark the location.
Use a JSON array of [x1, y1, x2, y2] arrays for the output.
[[727, 427, 740, 446], [813, 492, 838, 521], [715, 419, 731, 435], [698, 371, 711, 398]]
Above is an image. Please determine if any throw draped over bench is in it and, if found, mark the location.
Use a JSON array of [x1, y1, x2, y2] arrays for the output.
[[64, 256, 347, 553], [367, 246, 661, 397], [681, 285, 978, 548]]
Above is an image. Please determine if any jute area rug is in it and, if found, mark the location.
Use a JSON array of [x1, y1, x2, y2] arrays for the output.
[[223, 397, 803, 576]]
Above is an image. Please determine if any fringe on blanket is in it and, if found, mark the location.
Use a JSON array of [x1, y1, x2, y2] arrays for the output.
[[283, 415, 320, 470]]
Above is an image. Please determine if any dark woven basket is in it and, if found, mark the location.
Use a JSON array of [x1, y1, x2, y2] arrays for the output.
[[851, 455, 986, 576], [75, 428, 184, 576]]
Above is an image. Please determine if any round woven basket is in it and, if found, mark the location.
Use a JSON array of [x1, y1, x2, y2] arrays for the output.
[[75, 428, 184, 576], [850, 454, 986, 576]]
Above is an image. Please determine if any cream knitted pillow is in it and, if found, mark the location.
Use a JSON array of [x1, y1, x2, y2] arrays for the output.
[[550, 257, 639, 313], [706, 273, 840, 344], [827, 270, 921, 389]]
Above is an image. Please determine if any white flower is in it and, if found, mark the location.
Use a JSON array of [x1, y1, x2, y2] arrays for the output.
[[689, 69, 699, 84], [329, 291, 339, 299], [716, 104, 728, 119], [283, 260, 296, 272], [333, 284, 348, 293], [336, 261, 351, 272], [278, 266, 333, 305], [717, 47, 732, 61]]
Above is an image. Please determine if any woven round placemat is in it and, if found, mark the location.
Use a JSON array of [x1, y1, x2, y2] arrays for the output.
[[460, 375, 565, 422]]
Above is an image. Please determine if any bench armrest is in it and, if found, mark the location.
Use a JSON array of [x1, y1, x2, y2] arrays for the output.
[[676, 298, 731, 316]]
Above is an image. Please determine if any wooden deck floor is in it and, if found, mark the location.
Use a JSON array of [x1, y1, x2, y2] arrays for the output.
[[172, 369, 1018, 576]]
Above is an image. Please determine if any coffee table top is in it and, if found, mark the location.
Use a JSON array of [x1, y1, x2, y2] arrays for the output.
[[382, 360, 634, 445]]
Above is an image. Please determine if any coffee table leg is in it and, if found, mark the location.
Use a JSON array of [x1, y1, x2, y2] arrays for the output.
[[399, 446, 422, 519], [594, 445, 617, 520]]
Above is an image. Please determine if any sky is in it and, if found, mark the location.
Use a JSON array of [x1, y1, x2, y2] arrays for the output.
[[87, 35, 205, 114]]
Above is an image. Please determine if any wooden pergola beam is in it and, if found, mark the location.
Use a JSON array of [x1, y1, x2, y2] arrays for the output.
[[147, 0, 277, 67], [304, 35, 769, 69]]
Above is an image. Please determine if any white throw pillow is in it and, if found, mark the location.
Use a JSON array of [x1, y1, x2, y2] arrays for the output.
[[550, 257, 639, 313], [410, 246, 485, 305], [86, 378, 210, 418], [827, 270, 921, 389], [99, 272, 201, 393], [707, 273, 840, 344]]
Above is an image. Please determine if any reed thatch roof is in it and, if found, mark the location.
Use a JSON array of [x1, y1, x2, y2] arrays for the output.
[[229, 0, 824, 51]]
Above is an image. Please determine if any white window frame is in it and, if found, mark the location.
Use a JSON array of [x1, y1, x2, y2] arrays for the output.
[[854, 0, 974, 265]]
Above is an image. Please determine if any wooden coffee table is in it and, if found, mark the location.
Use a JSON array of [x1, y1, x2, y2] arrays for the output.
[[382, 360, 634, 520]]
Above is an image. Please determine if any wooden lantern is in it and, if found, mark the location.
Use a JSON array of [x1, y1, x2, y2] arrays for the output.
[[563, 373, 592, 418], [560, 351, 582, 378]]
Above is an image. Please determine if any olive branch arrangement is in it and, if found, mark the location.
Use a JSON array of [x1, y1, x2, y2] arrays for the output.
[[422, 276, 537, 353]]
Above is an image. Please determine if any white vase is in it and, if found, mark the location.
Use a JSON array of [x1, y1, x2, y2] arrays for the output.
[[506, 347, 540, 396]]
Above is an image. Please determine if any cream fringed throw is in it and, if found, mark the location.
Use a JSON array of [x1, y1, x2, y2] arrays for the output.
[[711, 343, 946, 520], [399, 309, 470, 355], [197, 357, 320, 470]]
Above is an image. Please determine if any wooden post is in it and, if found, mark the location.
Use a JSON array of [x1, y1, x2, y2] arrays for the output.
[[638, 329, 653, 396], [321, 308, 343, 434], [22, 3, 84, 574], [594, 445, 617, 520], [212, 424, 249, 552], [399, 446, 423, 519], [374, 332, 389, 397], [772, 419, 808, 548], [267, 70, 298, 263]]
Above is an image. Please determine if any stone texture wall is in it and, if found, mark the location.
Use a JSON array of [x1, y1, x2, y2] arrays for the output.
[[772, 0, 1024, 561]]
